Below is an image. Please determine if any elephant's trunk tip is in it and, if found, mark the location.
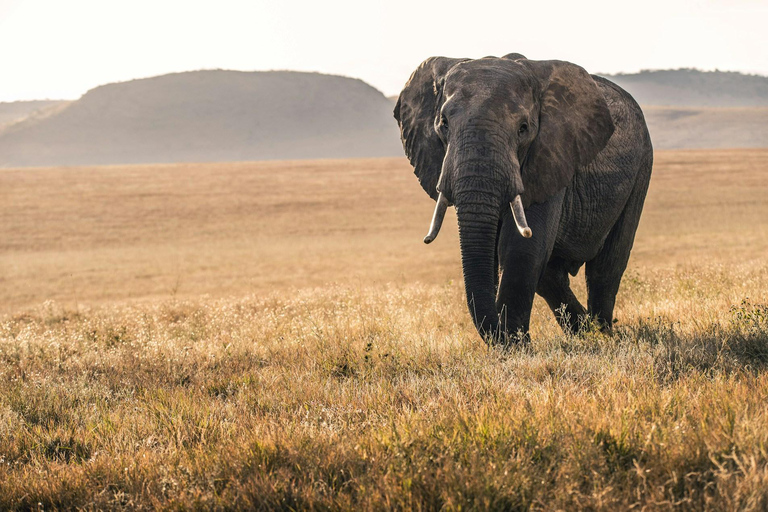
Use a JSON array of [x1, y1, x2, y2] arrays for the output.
[[510, 195, 532, 238], [424, 192, 449, 244]]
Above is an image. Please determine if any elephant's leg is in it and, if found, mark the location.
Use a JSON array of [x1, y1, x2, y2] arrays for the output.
[[537, 259, 587, 334], [496, 192, 563, 341], [585, 173, 651, 332], [495, 252, 541, 340]]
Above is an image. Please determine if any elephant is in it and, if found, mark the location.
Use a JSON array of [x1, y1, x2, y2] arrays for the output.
[[394, 54, 653, 343]]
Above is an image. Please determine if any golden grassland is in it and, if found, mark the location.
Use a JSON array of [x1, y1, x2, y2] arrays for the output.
[[3, 150, 766, 313], [1, 150, 767, 509]]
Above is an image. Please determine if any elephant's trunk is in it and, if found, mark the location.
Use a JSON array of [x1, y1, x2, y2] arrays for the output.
[[455, 188, 502, 342]]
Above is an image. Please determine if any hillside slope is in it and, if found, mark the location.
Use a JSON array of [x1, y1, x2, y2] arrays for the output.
[[0, 100, 70, 130], [0, 70, 402, 167], [603, 69, 768, 107]]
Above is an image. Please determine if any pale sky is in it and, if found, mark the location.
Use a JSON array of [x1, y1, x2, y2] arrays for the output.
[[0, 0, 766, 102]]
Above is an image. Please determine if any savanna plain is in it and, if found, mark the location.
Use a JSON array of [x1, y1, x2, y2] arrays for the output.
[[1, 149, 768, 510]]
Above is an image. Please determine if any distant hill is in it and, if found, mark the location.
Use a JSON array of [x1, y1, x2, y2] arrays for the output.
[[599, 69, 768, 148], [602, 69, 768, 107], [2, 68, 767, 168], [0, 70, 402, 167], [0, 100, 70, 130]]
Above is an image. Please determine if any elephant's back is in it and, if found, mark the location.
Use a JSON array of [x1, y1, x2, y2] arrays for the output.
[[591, 75, 653, 157]]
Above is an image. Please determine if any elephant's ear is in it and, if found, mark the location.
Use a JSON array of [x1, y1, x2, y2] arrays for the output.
[[520, 60, 615, 206], [394, 57, 468, 200]]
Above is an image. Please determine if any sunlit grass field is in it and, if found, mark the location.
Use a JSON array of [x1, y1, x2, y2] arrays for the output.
[[1, 150, 767, 509]]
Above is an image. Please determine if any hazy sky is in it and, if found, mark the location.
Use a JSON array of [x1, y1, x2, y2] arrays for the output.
[[1, 0, 766, 102]]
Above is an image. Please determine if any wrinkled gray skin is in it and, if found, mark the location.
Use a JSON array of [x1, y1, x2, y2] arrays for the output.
[[394, 54, 653, 343]]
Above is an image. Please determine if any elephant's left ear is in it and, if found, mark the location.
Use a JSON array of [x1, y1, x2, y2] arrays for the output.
[[394, 57, 468, 200], [521, 60, 615, 206]]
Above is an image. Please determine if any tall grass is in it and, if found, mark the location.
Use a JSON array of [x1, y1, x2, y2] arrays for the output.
[[1, 263, 767, 510], [2, 150, 766, 508]]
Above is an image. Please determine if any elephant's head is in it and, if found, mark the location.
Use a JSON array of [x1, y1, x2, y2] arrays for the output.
[[394, 54, 615, 341]]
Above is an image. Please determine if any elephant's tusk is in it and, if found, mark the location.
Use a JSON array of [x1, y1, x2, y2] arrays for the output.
[[510, 195, 532, 238], [424, 192, 449, 244]]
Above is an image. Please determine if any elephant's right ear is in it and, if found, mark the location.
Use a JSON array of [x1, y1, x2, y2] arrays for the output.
[[394, 57, 468, 200]]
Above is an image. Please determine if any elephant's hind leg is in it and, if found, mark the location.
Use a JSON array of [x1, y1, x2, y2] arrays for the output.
[[585, 241, 631, 332], [585, 166, 651, 332], [537, 259, 587, 334]]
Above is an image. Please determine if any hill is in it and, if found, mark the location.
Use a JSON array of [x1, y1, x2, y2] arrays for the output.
[[0, 70, 402, 167], [602, 69, 768, 149], [603, 68, 768, 107], [2, 68, 768, 168], [0, 100, 70, 129]]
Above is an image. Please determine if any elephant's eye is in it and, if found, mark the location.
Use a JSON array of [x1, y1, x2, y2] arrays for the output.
[[441, 114, 449, 128], [518, 122, 528, 135]]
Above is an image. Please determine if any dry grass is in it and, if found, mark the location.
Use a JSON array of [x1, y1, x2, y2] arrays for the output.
[[1, 150, 768, 509], [2, 150, 767, 313], [0, 157, 453, 313]]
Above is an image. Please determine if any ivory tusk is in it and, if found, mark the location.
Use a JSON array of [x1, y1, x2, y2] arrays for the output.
[[423, 192, 449, 244], [510, 195, 532, 238]]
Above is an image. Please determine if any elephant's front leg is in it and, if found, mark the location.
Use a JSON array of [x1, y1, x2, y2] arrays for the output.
[[496, 192, 563, 341]]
